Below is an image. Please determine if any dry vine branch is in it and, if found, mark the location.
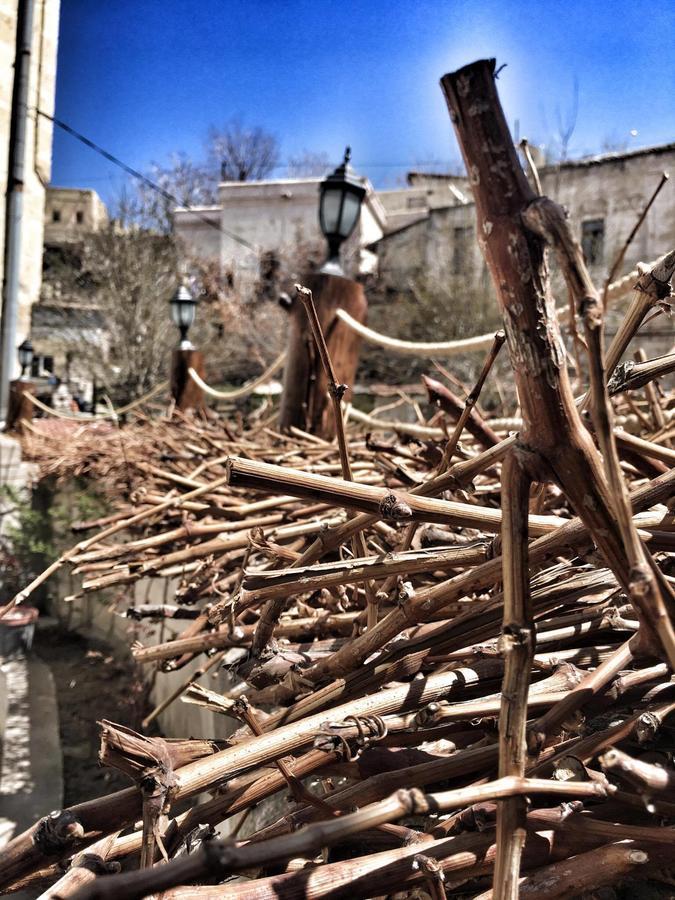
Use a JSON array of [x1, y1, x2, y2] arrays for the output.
[[0, 57, 673, 900], [439, 56, 675, 896]]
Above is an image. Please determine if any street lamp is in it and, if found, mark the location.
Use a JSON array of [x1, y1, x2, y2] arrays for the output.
[[318, 147, 367, 276], [170, 284, 198, 349], [17, 339, 34, 379]]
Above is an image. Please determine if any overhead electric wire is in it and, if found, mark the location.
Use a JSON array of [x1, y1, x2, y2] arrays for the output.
[[36, 109, 259, 253]]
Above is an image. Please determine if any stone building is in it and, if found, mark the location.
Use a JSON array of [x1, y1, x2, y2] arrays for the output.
[[372, 143, 675, 301], [0, 0, 60, 378], [31, 189, 109, 388], [377, 172, 471, 232], [44, 186, 108, 244], [174, 176, 387, 287]]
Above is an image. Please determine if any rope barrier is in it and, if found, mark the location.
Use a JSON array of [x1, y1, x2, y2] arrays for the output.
[[114, 381, 169, 414], [335, 253, 667, 358], [335, 309, 496, 357], [188, 351, 286, 400], [23, 381, 168, 421], [24, 392, 99, 421], [346, 405, 522, 437], [18, 253, 667, 426], [605, 252, 670, 303]]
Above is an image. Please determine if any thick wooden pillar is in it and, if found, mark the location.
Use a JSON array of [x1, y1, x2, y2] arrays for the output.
[[4, 379, 35, 432], [171, 349, 205, 413], [279, 272, 366, 439]]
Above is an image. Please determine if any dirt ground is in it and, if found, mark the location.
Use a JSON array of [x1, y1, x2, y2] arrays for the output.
[[34, 623, 155, 806]]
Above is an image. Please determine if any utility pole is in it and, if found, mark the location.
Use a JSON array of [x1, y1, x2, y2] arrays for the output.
[[0, 0, 36, 421]]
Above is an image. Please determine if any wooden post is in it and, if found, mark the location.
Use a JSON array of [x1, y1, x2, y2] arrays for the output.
[[279, 272, 366, 439], [170, 349, 205, 413], [4, 379, 35, 432]]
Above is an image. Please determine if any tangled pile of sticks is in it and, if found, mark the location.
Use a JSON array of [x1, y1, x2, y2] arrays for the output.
[[1, 59, 675, 900]]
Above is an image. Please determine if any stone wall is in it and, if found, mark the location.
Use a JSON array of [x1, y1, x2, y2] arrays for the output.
[[49, 573, 240, 743], [374, 143, 675, 299], [0, 0, 60, 375], [539, 144, 675, 281]]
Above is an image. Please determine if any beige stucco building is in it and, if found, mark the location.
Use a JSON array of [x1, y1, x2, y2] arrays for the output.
[[0, 0, 60, 379], [174, 177, 387, 286]]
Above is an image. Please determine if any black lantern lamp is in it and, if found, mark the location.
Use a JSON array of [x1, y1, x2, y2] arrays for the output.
[[318, 147, 367, 276], [170, 284, 198, 350], [17, 339, 34, 379]]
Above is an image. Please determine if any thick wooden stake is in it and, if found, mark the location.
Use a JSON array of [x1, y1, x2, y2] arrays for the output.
[[5, 378, 35, 432], [170, 348, 205, 413], [279, 272, 366, 438]]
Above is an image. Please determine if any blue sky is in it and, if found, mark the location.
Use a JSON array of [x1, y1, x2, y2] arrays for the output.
[[51, 0, 675, 204]]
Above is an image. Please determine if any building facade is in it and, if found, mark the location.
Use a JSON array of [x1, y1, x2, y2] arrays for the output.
[[44, 186, 108, 244], [372, 143, 675, 300], [174, 176, 387, 286], [0, 0, 60, 379], [32, 188, 109, 391]]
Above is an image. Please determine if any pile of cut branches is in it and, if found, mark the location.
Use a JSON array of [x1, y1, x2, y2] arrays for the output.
[[1, 59, 674, 900]]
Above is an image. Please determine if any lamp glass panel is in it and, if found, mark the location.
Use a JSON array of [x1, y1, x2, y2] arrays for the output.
[[338, 191, 361, 238], [18, 343, 33, 368], [320, 187, 342, 234], [171, 300, 196, 329]]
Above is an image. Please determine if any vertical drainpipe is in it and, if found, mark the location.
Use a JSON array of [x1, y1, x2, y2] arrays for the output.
[[0, 0, 36, 421]]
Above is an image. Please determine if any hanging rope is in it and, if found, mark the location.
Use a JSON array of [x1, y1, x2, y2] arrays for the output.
[[22, 381, 168, 421], [188, 351, 286, 400], [113, 381, 169, 414], [605, 252, 671, 304], [335, 309, 496, 357], [335, 254, 667, 358], [345, 405, 522, 437]]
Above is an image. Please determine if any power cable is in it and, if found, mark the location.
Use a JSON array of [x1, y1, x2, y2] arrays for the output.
[[36, 109, 259, 253]]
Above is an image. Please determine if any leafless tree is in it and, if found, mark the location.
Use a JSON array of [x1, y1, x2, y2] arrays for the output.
[[110, 119, 280, 236], [207, 117, 280, 182], [40, 228, 181, 406], [536, 77, 580, 164], [555, 76, 579, 162], [114, 153, 218, 234], [286, 150, 332, 178], [601, 132, 630, 154]]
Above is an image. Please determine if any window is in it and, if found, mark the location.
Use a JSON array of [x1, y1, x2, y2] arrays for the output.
[[76, 210, 84, 224], [30, 355, 54, 378], [257, 251, 280, 302], [406, 196, 426, 209], [52, 209, 61, 222], [581, 219, 604, 265], [452, 226, 474, 275]]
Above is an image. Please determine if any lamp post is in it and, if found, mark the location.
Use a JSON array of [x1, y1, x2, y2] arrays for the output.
[[318, 147, 367, 276], [17, 339, 34, 379], [169, 283, 205, 413], [170, 285, 198, 349], [5, 338, 36, 432], [280, 148, 368, 438]]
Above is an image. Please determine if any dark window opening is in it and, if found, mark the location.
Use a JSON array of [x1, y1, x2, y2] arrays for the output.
[[255, 252, 281, 304], [76, 210, 84, 224], [406, 196, 426, 209], [52, 209, 61, 222], [31, 355, 54, 378], [581, 219, 604, 265], [452, 226, 474, 275]]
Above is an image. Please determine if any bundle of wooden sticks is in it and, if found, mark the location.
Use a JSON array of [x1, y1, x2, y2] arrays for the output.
[[1, 58, 674, 900]]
